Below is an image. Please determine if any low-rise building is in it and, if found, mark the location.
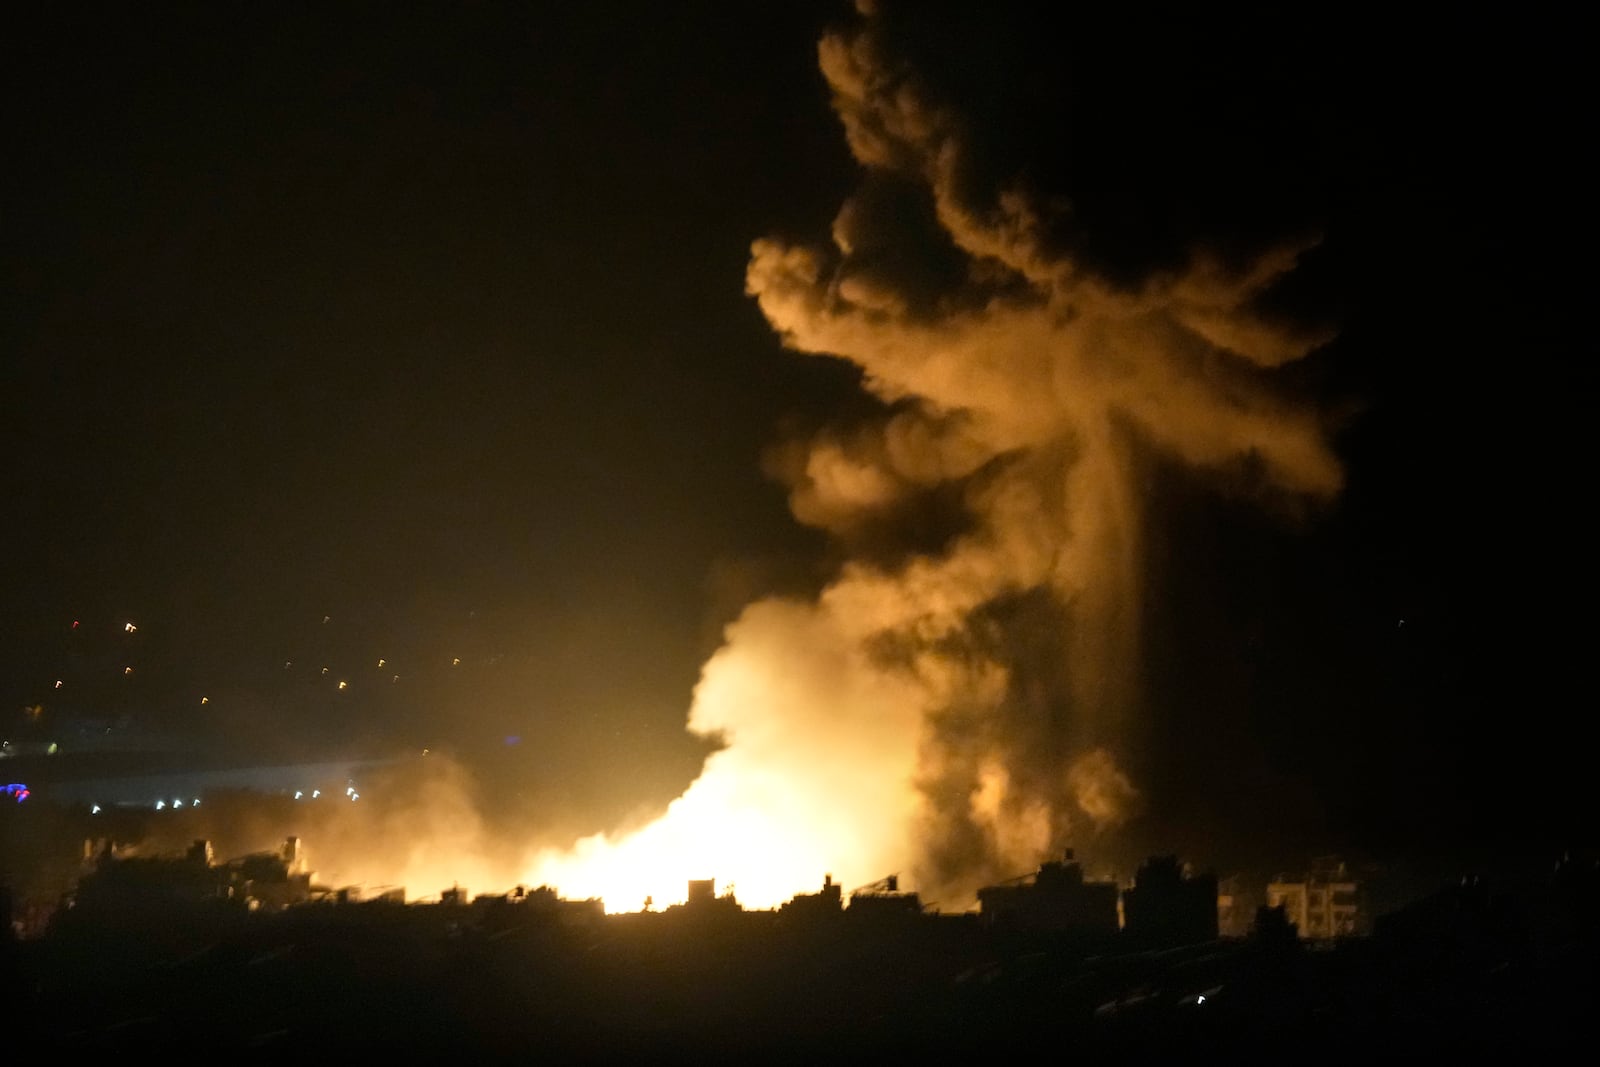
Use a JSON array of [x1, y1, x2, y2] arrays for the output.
[[1266, 856, 1363, 939], [977, 849, 1118, 937], [1122, 855, 1219, 946]]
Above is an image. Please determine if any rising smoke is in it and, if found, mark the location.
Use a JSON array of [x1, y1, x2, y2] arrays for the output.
[[517, 3, 1345, 909], [135, 5, 1347, 911]]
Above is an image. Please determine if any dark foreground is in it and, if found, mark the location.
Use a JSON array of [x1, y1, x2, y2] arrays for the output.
[[5, 881, 1594, 1061]]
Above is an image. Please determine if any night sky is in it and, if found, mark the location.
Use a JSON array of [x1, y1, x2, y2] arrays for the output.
[[4, 3, 1588, 878]]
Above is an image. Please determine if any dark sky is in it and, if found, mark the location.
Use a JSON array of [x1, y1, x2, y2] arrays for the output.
[[4, 3, 1588, 870]]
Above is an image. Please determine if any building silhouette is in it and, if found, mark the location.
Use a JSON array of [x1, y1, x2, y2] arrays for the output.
[[977, 849, 1118, 937], [63, 835, 313, 925], [1121, 854, 1219, 946], [846, 874, 923, 918], [781, 874, 844, 920]]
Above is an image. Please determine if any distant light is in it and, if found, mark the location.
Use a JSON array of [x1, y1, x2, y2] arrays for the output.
[[4, 784, 29, 804], [312, 790, 320, 798], [200, 696, 209, 705], [337, 680, 348, 690], [47, 742, 58, 754], [392, 674, 400, 683], [124, 666, 133, 675], [345, 786, 354, 796], [452, 658, 461, 667], [124, 622, 137, 633], [322, 615, 330, 624], [350, 792, 359, 801], [173, 798, 184, 807], [1196, 995, 1207, 1005], [54, 680, 63, 689], [504, 735, 521, 746], [193, 798, 201, 806], [71, 620, 79, 629], [377, 658, 386, 668], [421, 749, 429, 756], [295, 791, 304, 800], [321, 667, 329, 675], [284, 661, 292, 669], [155, 800, 166, 810], [91, 804, 101, 814]]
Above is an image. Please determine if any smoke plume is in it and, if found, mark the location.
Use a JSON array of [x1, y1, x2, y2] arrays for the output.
[[521, 2, 1342, 908]]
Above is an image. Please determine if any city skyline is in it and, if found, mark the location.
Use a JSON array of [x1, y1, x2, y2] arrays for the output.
[[4, 3, 1587, 903]]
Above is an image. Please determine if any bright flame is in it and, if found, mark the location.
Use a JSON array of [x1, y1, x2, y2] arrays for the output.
[[523, 597, 925, 910], [507, 4, 1341, 910]]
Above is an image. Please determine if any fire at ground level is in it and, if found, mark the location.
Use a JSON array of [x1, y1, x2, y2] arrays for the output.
[[2, 834, 1595, 1057]]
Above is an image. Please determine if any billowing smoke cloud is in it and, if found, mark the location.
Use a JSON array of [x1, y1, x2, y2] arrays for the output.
[[517, 2, 1342, 908]]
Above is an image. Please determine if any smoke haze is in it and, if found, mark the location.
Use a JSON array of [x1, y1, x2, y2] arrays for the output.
[[515, 2, 1345, 907], [9, 2, 1586, 915], [84, 4, 1350, 911]]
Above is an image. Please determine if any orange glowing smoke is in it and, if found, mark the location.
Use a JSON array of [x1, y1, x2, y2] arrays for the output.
[[523, 598, 924, 911], [518, 5, 1341, 910]]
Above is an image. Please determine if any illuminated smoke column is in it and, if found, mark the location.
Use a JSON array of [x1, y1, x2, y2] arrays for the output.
[[526, 4, 1342, 909]]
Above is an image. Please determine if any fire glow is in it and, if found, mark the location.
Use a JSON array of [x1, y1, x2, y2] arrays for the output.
[[522, 598, 925, 911], [309, 6, 1340, 912], [512, 6, 1339, 910]]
